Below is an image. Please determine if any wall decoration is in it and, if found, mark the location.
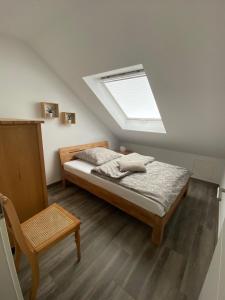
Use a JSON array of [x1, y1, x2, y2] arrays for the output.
[[61, 112, 76, 124], [40, 102, 59, 119]]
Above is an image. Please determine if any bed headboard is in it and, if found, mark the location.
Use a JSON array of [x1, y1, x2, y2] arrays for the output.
[[59, 141, 109, 166]]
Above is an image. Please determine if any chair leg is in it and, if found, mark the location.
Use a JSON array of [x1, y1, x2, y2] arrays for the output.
[[14, 239, 21, 272], [28, 254, 40, 300], [75, 229, 81, 262]]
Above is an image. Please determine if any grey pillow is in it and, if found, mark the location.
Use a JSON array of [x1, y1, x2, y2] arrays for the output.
[[118, 160, 147, 173], [75, 147, 121, 166]]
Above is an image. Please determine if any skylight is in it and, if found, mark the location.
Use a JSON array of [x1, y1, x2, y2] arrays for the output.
[[102, 70, 161, 120], [83, 64, 166, 134]]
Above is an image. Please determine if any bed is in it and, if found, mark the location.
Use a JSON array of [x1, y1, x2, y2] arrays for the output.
[[59, 141, 190, 246]]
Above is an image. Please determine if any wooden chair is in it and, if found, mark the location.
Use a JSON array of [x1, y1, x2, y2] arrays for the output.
[[0, 193, 81, 300]]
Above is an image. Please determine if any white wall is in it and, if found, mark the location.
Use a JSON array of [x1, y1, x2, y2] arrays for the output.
[[0, 35, 118, 184], [121, 142, 225, 184], [25, 0, 225, 159], [199, 223, 223, 300], [199, 167, 225, 300], [218, 170, 225, 236], [0, 216, 23, 300]]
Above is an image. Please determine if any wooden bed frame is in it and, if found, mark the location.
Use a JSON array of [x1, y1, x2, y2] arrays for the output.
[[59, 141, 189, 246]]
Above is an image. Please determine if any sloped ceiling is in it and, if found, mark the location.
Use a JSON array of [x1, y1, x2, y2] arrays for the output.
[[1, 0, 225, 158]]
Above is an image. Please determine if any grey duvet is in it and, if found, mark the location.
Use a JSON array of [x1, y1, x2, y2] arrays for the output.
[[91, 153, 191, 212]]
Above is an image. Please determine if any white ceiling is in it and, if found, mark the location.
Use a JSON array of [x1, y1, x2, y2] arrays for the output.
[[1, 0, 225, 158]]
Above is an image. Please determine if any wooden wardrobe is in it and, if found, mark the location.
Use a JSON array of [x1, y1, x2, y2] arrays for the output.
[[0, 120, 48, 222]]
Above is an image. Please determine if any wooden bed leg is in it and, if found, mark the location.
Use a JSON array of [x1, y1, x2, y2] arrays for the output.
[[62, 179, 66, 189], [152, 224, 165, 246], [183, 188, 188, 197]]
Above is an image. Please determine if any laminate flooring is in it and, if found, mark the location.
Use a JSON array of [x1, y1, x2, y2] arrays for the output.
[[18, 178, 218, 300]]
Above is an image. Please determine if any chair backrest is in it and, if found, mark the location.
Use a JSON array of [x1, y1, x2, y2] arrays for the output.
[[0, 194, 31, 255]]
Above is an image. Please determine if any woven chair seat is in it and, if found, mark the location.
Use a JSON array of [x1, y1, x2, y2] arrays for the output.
[[21, 203, 80, 252]]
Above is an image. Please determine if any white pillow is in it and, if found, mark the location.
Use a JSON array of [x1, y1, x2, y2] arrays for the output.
[[75, 147, 121, 165], [118, 160, 146, 172]]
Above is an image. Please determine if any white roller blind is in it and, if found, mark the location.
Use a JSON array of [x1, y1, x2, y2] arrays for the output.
[[103, 72, 161, 119]]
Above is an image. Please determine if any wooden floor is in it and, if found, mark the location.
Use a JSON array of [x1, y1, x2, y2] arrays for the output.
[[18, 178, 218, 300]]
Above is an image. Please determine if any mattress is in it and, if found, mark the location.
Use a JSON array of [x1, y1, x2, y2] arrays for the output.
[[64, 159, 166, 217]]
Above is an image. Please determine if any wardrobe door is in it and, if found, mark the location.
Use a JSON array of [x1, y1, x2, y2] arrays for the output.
[[0, 122, 47, 222]]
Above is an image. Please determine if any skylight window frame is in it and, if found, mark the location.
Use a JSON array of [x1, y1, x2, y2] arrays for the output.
[[101, 69, 162, 121], [83, 64, 166, 134], [101, 69, 145, 83]]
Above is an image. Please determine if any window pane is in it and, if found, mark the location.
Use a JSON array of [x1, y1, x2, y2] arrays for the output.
[[104, 75, 161, 119]]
